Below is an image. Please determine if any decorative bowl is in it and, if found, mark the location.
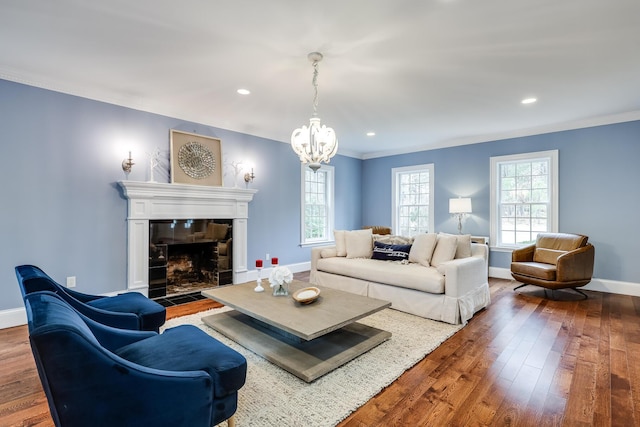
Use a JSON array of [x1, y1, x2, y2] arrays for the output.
[[293, 286, 321, 304]]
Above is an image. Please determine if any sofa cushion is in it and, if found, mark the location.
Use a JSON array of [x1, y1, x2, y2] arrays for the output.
[[409, 233, 437, 267], [334, 230, 347, 257], [511, 261, 557, 281], [316, 257, 445, 293], [536, 233, 587, 251], [371, 241, 411, 261], [454, 234, 472, 259], [431, 233, 458, 267], [533, 248, 565, 265], [345, 229, 373, 259], [115, 324, 247, 398], [438, 232, 472, 259]]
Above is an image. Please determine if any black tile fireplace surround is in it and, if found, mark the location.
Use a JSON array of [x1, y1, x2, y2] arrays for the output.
[[149, 219, 232, 299]]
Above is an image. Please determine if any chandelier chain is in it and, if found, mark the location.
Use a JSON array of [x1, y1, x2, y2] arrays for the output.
[[312, 59, 319, 116]]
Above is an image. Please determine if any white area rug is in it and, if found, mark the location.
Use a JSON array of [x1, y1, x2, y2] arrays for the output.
[[163, 307, 463, 427]]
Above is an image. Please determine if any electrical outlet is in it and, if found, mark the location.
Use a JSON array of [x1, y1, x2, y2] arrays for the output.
[[66, 276, 76, 288], [266, 253, 270, 260]]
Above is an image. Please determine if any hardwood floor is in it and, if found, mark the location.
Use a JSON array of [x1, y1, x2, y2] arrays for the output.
[[2, 277, 639, 426]]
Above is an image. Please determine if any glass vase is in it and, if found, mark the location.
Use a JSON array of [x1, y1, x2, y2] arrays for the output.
[[272, 282, 289, 296]]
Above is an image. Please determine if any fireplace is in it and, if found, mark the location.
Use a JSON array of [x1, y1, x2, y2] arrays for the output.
[[118, 181, 257, 296], [148, 219, 232, 298]]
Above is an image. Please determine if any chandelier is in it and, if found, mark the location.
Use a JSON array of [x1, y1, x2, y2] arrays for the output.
[[291, 52, 338, 172]]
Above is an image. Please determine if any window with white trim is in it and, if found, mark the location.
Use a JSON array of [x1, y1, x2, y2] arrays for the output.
[[392, 164, 434, 237], [490, 150, 558, 248], [300, 164, 334, 245]]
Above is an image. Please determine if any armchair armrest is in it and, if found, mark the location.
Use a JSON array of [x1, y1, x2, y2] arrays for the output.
[[556, 244, 595, 282], [83, 314, 157, 351], [512, 244, 536, 262], [59, 295, 141, 330]]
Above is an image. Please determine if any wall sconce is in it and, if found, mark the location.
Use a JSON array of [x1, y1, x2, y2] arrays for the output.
[[244, 168, 255, 183], [122, 151, 134, 173], [449, 197, 472, 234]]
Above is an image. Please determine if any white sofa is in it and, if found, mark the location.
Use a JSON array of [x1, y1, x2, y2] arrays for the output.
[[310, 230, 490, 325]]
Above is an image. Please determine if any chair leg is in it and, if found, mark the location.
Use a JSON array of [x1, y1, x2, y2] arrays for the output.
[[227, 415, 236, 427], [513, 283, 528, 291], [573, 288, 588, 300]]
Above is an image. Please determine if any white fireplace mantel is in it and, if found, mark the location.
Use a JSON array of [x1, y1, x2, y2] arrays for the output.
[[118, 181, 257, 294]]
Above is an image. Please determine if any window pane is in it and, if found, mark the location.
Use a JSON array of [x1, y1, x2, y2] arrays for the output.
[[532, 219, 547, 232], [302, 168, 332, 243], [501, 230, 515, 244], [493, 153, 555, 247], [394, 166, 432, 237]]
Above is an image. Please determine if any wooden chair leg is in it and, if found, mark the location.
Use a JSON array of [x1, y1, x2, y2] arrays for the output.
[[227, 415, 236, 427]]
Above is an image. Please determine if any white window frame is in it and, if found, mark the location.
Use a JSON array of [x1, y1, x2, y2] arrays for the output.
[[490, 150, 559, 250], [392, 164, 434, 237], [300, 164, 335, 246]]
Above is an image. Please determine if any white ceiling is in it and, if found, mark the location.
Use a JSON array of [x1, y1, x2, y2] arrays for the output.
[[1, 0, 639, 159]]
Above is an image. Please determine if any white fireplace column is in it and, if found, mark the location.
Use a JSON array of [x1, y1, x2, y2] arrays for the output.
[[118, 181, 257, 295]]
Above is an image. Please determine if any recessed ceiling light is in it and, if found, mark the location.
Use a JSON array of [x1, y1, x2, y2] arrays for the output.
[[366, 132, 376, 137], [237, 88, 251, 95], [521, 97, 537, 104]]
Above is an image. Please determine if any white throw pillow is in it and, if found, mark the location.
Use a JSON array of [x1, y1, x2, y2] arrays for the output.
[[455, 234, 472, 259], [409, 233, 437, 267], [334, 230, 347, 257], [345, 229, 373, 259], [439, 232, 472, 259], [431, 233, 458, 268]]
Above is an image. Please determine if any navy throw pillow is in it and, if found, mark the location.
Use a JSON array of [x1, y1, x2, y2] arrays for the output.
[[371, 241, 412, 261]]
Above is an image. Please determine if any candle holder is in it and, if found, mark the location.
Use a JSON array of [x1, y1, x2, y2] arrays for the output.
[[254, 268, 264, 292], [254, 260, 264, 292]]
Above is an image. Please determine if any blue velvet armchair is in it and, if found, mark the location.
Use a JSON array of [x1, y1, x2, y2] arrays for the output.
[[16, 264, 166, 332], [25, 291, 247, 427]]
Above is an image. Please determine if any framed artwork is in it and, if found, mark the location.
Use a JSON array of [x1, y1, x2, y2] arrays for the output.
[[170, 130, 223, 186]]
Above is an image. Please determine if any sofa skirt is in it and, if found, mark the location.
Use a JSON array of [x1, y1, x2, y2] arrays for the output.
[[312, 270, 490, 325]]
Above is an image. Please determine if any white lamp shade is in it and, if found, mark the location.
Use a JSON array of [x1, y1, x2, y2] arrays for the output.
[[449, 197, 472, 214]]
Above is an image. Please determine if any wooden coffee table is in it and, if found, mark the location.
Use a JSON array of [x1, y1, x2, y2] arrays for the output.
[[201, 280, 391, 382]]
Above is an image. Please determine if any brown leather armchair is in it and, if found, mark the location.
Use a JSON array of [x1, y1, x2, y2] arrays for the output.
[[511, 233, 595, 298], [362, 225, 392, 235]]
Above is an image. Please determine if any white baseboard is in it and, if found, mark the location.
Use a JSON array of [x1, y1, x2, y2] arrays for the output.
[[582, 278, 640, 297], [489, 267, 513, 280], [1, 262, 313, 330], [243, 262, 311, 282], [489, 267, 640, 297], [0, 307, 27, 329]]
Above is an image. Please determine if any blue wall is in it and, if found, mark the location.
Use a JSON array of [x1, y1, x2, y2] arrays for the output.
[[362, 122, 640, 283], [2, 77, 638, 314], [0, 79, 361, 312]]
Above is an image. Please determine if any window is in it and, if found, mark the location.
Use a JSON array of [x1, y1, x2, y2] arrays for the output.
[[392, 164, 434, 237], [300, 164, 334, 245], [490, 150, 558, 248]]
